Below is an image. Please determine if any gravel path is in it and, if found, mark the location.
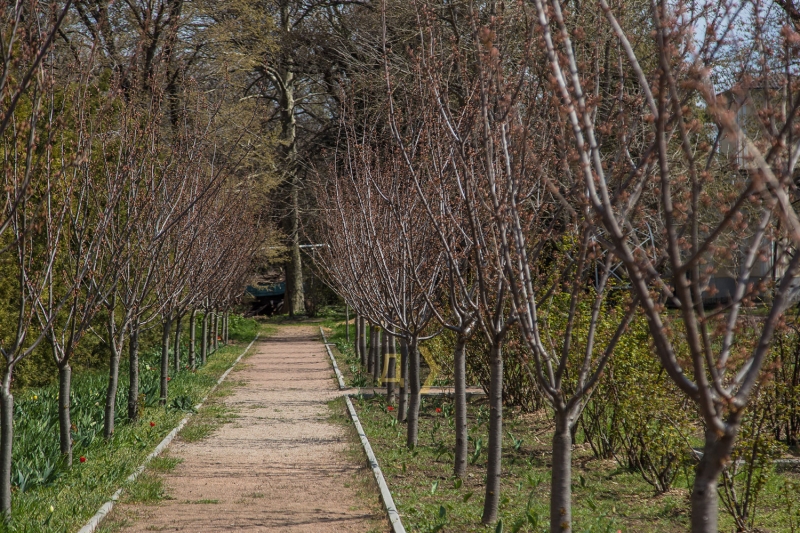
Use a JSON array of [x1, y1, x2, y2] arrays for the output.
[[109, 325, 384, 532]]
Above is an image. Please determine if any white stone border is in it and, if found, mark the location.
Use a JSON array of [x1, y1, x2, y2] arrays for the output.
[[318, 326, 405, 533], [76, 333, 260, 533], [319, 326, 347, 390], [344, 395, 406, 533]]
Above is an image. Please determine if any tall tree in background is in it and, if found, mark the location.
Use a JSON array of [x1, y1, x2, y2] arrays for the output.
[[214, 0, 370, 316], [73, 0, 184, 100]]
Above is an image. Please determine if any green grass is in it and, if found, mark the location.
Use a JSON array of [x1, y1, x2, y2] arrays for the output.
[[319, 308, 800, 531], [149, 456, 182, 472], [227, 314, 260, 343], [96, 519, 128, 533], [0, 316, 267, 533], [122, 474, 167, 504], [328, 396, 410, 533], [344, 394, 800, 533], [179, 401, 237, 443]]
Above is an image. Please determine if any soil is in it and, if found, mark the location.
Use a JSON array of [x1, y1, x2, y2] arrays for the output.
[[108, 325, 386, 532]]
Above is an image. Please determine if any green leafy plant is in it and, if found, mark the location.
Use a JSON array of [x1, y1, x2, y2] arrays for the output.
[[720, 387, 784, 532], [580, 316, 694, 494], [170, 395, 197, 413], [468, 436, 484, 465], [508, 431, 523, 452]]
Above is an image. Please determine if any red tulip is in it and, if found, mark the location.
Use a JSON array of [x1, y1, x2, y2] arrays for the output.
[[167, 377, 171, 382], [79, 456, 86, 463], [150, 421, 156, 427], [387, 406, 395, 412], [435, 408, 442, 413]]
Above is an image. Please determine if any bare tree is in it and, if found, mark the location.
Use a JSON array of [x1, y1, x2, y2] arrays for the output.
[[0, 0, 73, 146], [0, 40, 86, 517], [399, 4, 644, 531], [72, 0, 184, 101], [99, 93, 164, 438], [376, 6, 483, 478], [377, 1, 521, 521], [530, 0, 800, 529], [314, 108, 445, 443], [37, 75, 126, 465]]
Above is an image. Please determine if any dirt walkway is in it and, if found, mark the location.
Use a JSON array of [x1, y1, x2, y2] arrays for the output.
[[108, 325, 385, 532]]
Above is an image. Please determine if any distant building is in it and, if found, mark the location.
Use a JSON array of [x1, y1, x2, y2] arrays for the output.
[[708, 73, 793, 303]]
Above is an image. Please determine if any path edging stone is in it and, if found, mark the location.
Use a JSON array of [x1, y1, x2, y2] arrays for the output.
[[319, 326, 406, 533], [344, 395, 406, 533], [76, 333, 260, 533], [319, 326, 347, 390]]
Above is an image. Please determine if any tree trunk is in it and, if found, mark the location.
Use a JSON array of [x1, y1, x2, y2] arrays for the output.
[[454, 334, 468, 478], [386, 330, 396, 404], [128, 323, 140, 421], [189, 308, 197, 369], [367, 324, 375, 375], [399, 337, 409, 422], [346, 305, 350, 343], [354, 314, 360, 362], [207, 311, 213, 354], [58, 362, 72, 467], [691, 430, 736, 533], [482, 342, 504, 524], [276, 5, 304, 318], [201, 311, 208, 365], [358, 316, 367, 367], [104, 343, 121, 439], [381, 327, 389, 386], [373, 326, 382, 383], [284, 177, 304, 317], [173, 312, 182, 373], [0, 373, 13, 519], [407, 338, 421, 448], [160, 315, 171, 406], [549, 411, 573, 533], [210, 311, 215, 353], [214, 312, 219, 352]]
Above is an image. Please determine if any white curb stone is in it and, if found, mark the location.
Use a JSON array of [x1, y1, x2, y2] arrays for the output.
[[319, 325, 406, 533]]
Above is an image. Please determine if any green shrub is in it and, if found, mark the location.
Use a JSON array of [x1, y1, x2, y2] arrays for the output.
[[228, 314, 259, 342], [464, 327, 545, 412], [771, 325, 800, 447], [580, 315, 696, 494], [720, 385, 785, 532]]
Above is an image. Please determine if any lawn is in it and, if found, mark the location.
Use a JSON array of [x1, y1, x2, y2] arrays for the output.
[[347, 393, 800, 533], [1, 316, 266, 533], [322, 312, 800, 533]]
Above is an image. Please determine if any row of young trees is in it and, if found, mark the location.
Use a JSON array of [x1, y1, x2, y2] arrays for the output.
[[312, 0, 800, 532], [0, 1, 267, 519]]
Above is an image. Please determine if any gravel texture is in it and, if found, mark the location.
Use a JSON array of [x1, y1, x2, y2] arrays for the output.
[[109, 325, 385, 532]]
